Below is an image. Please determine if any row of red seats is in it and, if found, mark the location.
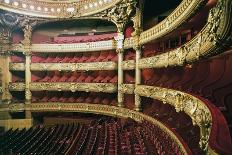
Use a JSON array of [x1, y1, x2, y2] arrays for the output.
[[141, 52, 232, 110], [12, 71, 25, 82], [53, 33, 117, 43], [31, 51, 117, 63], [31, 71, 118, 83], [0, 117, 186, 155], [0, 124, 80, 155], [143, 98, 202, 154], [11, 55, 25, 63], [31, 91, 117, 105]]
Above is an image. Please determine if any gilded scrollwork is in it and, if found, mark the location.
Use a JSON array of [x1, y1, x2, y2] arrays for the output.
[[30, 62, 117, 71], [122, 60, 135, 70], [9, 63, 25, 71], [30, 40, 116, 52], [29, 82, 117, 93], [8, 103, 25, 112], [119, 84, 135, 94], [8, 83, 26, 91], [94, 0, 136, 31], [135, 85, 212, 151]]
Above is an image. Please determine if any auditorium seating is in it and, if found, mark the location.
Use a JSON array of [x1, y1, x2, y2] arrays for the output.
[[53, 33, 117, 44], [31, 91, 117, 105], [141, 52, 232, 111], [31, 51, 117, 63], [0, 117, 187, 155], [142, 98, 204, 154], [31, 71, 118, 83]]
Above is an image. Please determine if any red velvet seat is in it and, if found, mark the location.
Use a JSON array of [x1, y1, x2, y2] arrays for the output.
[[62, 53, 75, 63], [59, 72, 71, 82], [70, 53, 82, 63], [124, 50, 135, 60], [76, 72, 87, 82], [86, 52, 100, 63], [50, 71, 62, 82], [198, 57, 226, 94], [109, 75, 118, 83], [67, 72, 80, 82], [95, 51, 109, 62], [78, 53, 91, 63], [11, 55, 24, 63], [124, 72, 135, 84]]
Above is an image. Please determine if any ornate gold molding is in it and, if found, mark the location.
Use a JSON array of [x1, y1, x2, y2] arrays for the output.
[[29, 82, 117, 93], [139, 0, 207, 44], [8, 83, 26, 91], [135, 85, 212, 151], [119, 84, 135, 94], [9, 63, 25, 71], [122, 60, 135, 70], [0, 102, 189, 155], [93, 0, 136, 32], [31, 40, 116, 52], [0, 0, 121, 19], [139, 0, 232, 69], [30, 62, 117, 71], [123, 37, 134, 49]]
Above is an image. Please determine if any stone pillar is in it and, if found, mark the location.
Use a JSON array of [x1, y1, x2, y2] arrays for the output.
[[134, 46, 142, 111], [0, 33, 12, 103], [22, 25, 32, 118], [115, 33, 125, 107]]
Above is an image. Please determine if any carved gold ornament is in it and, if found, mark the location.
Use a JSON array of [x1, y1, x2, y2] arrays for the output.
[[135, 85, 212, 151]]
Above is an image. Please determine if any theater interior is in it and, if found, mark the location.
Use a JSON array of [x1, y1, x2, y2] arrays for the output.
[[0, 0, 232, 154]]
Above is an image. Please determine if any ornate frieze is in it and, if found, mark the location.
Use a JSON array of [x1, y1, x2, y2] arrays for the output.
[[9, 63, 25, 71], [0, 0, 120, 19], [8, 83, 26, 91], [30, 62, 117, 71], [122, 60, 135, 70], [140, 0, 207, 44], [119, 84, 135, 94], [30, 40, 116, 52], [123, 37, 134, 49], [29, 82, 117, 93], [139, 0, 232, 69], [135, 85, 212, 151]]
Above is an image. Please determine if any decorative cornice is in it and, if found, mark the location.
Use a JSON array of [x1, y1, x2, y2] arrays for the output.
[[119, 84, 134, 94], [139, 0, 207, 44], [0, 102, 190, 155], [30, 62, 117, 71], [139, 0, 232, 69], [8, 83, 26, 91], [29, 82, 117, 93], [122, 60, 135, 70], [0, 0, 121, 19], [9, 63, 25, 71], [135, 85, 212, 151]]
